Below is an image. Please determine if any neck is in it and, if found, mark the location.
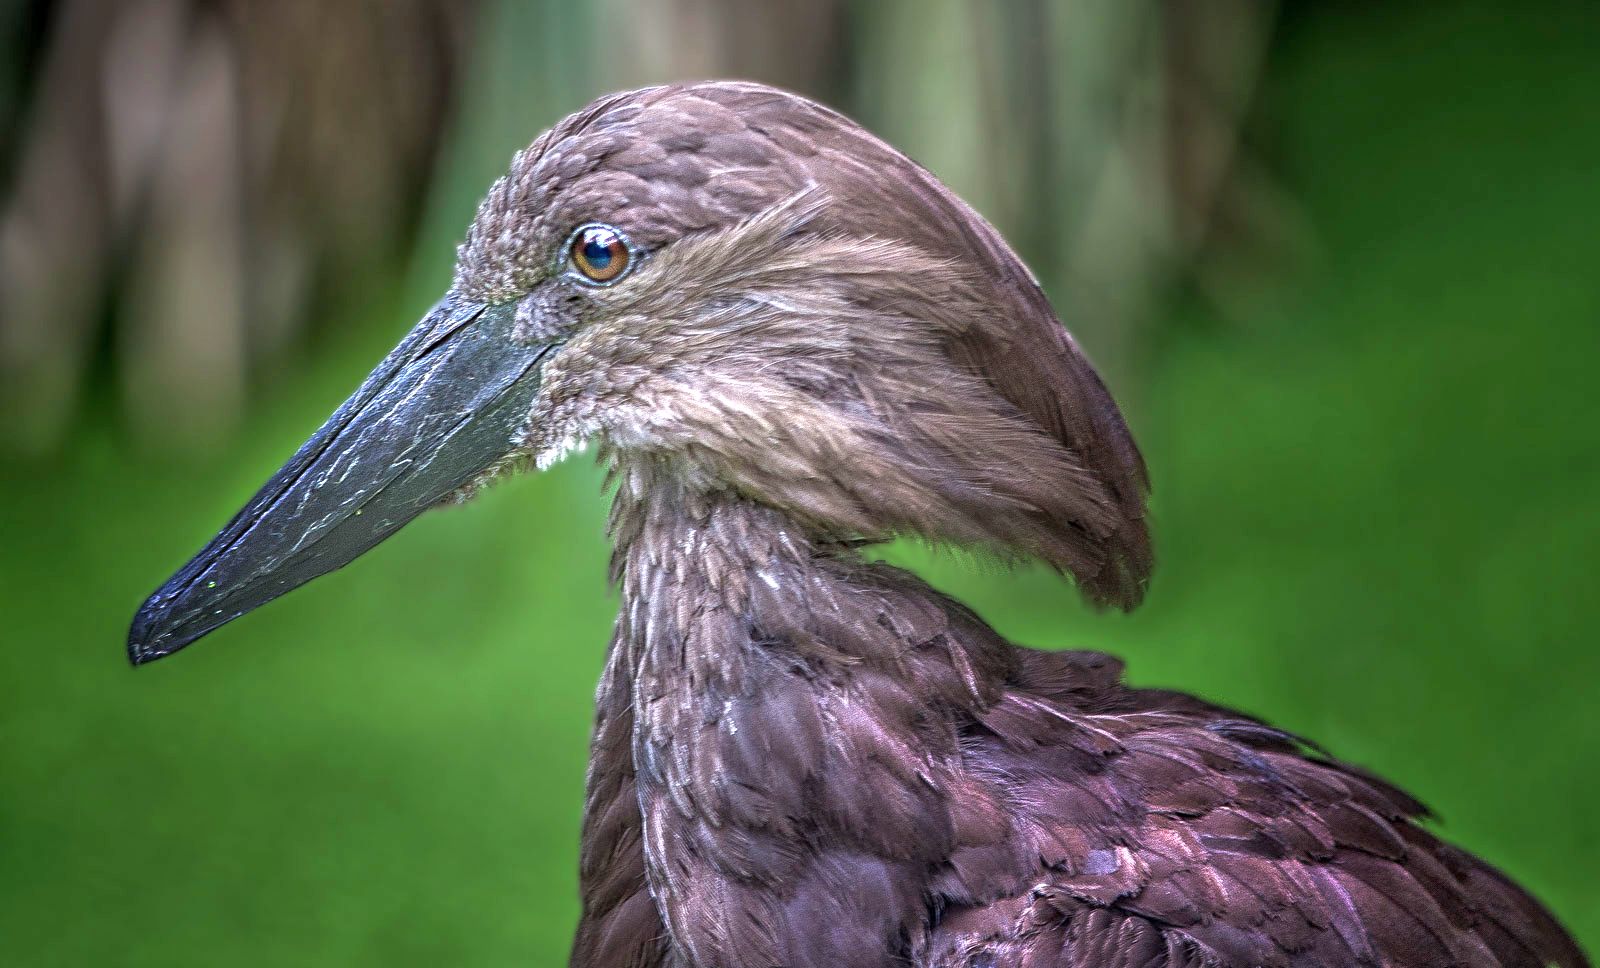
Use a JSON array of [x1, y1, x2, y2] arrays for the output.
[[605, 449, 1020, 819], [610, 462, 816, 706], [582, 452, 1021, 966], [605, 452, 1016, 702]]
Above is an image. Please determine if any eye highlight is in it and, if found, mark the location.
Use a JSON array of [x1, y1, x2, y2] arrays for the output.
[[568, 224, 632, 284]]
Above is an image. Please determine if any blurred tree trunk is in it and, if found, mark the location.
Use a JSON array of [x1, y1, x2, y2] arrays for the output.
[[0, 0, 475, 454], [1, 0, 1287, 455]]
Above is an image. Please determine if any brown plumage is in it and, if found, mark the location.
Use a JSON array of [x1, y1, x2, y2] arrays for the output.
[[129, 82, 1586, 968]]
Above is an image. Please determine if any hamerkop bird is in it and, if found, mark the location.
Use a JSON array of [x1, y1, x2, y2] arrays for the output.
[[130, 82, 1585, 968]]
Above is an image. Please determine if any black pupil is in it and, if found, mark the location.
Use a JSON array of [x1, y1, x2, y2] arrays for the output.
[[581, 231, 617, 270]]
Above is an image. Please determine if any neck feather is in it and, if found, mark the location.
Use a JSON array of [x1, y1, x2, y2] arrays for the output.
[[608, 456, 818, 699], [602, 449, 1019, 769], [594, 451, 1024, 965]]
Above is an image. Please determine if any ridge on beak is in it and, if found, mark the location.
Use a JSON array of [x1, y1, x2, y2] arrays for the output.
[[128, 295, 551, 665]]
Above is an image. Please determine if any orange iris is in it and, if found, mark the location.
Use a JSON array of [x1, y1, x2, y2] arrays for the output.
[[571, 225, 630, 283]]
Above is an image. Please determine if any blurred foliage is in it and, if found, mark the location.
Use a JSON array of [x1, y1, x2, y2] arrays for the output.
[[1, 1, 1597, 965]]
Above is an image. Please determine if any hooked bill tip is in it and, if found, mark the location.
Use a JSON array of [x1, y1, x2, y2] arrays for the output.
[[125, 588, 203, 666], [126, 598, 169, 667]]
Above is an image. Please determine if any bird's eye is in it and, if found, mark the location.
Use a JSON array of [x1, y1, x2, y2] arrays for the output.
[[568, 224, 632, 284]]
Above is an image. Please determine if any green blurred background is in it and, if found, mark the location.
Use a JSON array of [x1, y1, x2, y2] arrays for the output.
[[2, 1, 1597, 964]]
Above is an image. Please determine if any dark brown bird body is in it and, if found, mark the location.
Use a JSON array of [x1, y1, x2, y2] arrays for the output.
[[576, 479, 1582, 968], [129, 83, 1586, 967]]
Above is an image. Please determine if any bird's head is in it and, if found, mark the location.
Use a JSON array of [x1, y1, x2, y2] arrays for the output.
[[129, 82, 1151, 665]]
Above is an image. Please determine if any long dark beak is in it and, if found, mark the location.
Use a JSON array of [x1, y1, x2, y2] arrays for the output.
[[128, 295, 550, 665]]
